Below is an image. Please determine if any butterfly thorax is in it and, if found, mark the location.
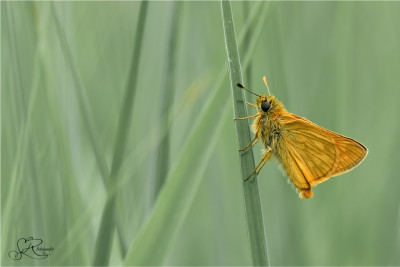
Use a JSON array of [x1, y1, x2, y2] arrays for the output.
[[252, 95, 288, 152]]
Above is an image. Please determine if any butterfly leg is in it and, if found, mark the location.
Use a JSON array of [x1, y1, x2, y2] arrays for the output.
[[244, 147, 272, 182], [234, 113, 261, 120], [255, 147, 272, 175], [238, 136, 259, 151], [257, 153, 270, 175]]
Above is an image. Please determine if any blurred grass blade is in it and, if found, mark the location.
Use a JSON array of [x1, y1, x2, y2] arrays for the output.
[[3, 2, 400, 266], [334, 3, 352, 130], [124, 82, 231, 266], [153, 2, 182, 202], [92, 2, 149, 265], [123, 3, 269, 265], [221, 1, 269, 265], [242, 1, 252, 89], [50, 3, 129, 256], [1, 2, 41, 257], [51, 3, 110, 186]]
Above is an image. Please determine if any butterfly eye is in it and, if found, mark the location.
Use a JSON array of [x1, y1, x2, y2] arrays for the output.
[[261, 101, 271, 112]]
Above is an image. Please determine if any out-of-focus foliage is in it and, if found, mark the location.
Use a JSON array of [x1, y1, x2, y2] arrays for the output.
[[2, 2, 400, 266]]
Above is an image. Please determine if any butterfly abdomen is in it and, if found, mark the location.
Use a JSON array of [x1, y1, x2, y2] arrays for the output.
[[255, 114, 283, 151]]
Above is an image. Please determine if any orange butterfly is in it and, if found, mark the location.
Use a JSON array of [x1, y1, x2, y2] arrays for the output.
[[235, 77, 368, 199]]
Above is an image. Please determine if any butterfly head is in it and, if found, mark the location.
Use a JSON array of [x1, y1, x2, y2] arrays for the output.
[[256, 94, 283, 116], [236, 76, 284, 117]]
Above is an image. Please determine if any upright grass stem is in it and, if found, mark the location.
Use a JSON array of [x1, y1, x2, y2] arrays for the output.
[[153, 2, 182, 203], [1, 3, 41, 255], [242, 1, 252, 89], [221, 1, 270, 265], [123, 2, 269, 265], [92, 2, 148, 265], [50, 3, 129, 257]]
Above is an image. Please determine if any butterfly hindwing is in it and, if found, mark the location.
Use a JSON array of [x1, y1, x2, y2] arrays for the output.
[[276, 114, 367, 198]]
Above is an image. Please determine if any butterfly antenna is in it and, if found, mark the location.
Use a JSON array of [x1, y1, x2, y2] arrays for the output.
[[263, 76, 271, 95], [236, 83, 260, 97]]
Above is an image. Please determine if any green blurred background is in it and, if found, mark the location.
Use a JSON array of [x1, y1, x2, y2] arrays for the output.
[[2, 1, 400, 266]]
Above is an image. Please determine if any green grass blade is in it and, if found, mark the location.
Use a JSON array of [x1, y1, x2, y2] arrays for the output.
[[50, 3, 129, 257], [242, 1, 252, 89], [92, 2, 149, 265], [153, 2, 182, 202], [221, 1, 269, 265], [123, 80, 231, 266], [1, 3, 41, 259], [123, 3, 268, 265], [3, 2, 400, 266]]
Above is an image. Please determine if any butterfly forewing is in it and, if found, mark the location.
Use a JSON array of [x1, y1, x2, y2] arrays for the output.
[[279, 114, 367, 191]]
